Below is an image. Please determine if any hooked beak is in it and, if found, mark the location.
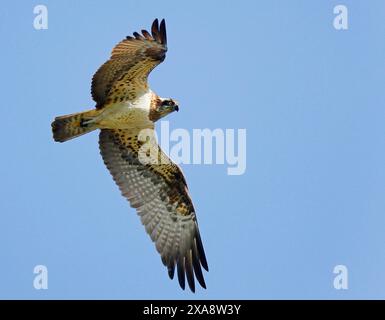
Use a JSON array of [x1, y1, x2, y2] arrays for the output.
[[174, 105, 179, 112]]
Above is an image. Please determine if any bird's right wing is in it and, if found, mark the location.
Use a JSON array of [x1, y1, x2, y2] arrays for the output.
[[91, 19, 168, 108]]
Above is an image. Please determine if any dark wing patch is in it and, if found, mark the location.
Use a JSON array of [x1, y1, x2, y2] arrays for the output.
[[91, 19, 168, 108], [99, 129, 208, 292]]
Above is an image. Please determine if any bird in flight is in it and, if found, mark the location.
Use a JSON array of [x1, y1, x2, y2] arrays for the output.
[[51, 19, 208, 292]]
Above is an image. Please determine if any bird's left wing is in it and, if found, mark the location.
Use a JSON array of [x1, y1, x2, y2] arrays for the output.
[[99, 129, 208, 292]]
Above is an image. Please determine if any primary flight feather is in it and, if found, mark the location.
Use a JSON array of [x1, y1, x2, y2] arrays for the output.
[[51, 19, 208, 292]]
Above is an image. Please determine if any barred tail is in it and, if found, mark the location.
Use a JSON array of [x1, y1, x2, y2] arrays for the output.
[[51, 109, 100, 142]]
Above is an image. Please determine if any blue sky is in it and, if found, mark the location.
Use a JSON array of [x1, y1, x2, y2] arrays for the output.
[[1, 0, 385, 299]]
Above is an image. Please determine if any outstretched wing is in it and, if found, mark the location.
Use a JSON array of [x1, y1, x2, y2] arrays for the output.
[[92, 19, 167, 108], [99, 129, 209, 292]]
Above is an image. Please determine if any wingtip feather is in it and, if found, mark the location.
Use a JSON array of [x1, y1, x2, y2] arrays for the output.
[[185, 251, 196, 293], [159, 19, 167, 45], [151, 18, 159, 39], [177, 258, 186, 290], [195, 229, 209, 271], [133, 31, 144, 40]]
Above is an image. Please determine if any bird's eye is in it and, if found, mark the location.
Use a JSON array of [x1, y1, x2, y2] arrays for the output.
[[161, 100, 170, 107]]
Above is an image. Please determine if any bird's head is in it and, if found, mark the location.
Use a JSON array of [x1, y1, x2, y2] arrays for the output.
[[150, 98, 179, 121]]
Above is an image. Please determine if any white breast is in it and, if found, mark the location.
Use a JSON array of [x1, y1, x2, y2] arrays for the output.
[[97, 90, 154, 129], [131, 89, 153, 111]]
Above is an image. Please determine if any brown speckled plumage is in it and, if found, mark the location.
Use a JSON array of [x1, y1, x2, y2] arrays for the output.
[[92, 19, 167, 109], [51, 19, 208, 293]]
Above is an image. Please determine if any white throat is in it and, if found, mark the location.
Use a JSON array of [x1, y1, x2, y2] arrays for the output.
[[131, 89, 153, 111]]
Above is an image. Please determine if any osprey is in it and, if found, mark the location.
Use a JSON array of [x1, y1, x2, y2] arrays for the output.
[[51, 19, 208, 292]]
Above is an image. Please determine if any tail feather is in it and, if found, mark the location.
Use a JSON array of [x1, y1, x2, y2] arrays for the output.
[[51, 109, 100, 142]]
